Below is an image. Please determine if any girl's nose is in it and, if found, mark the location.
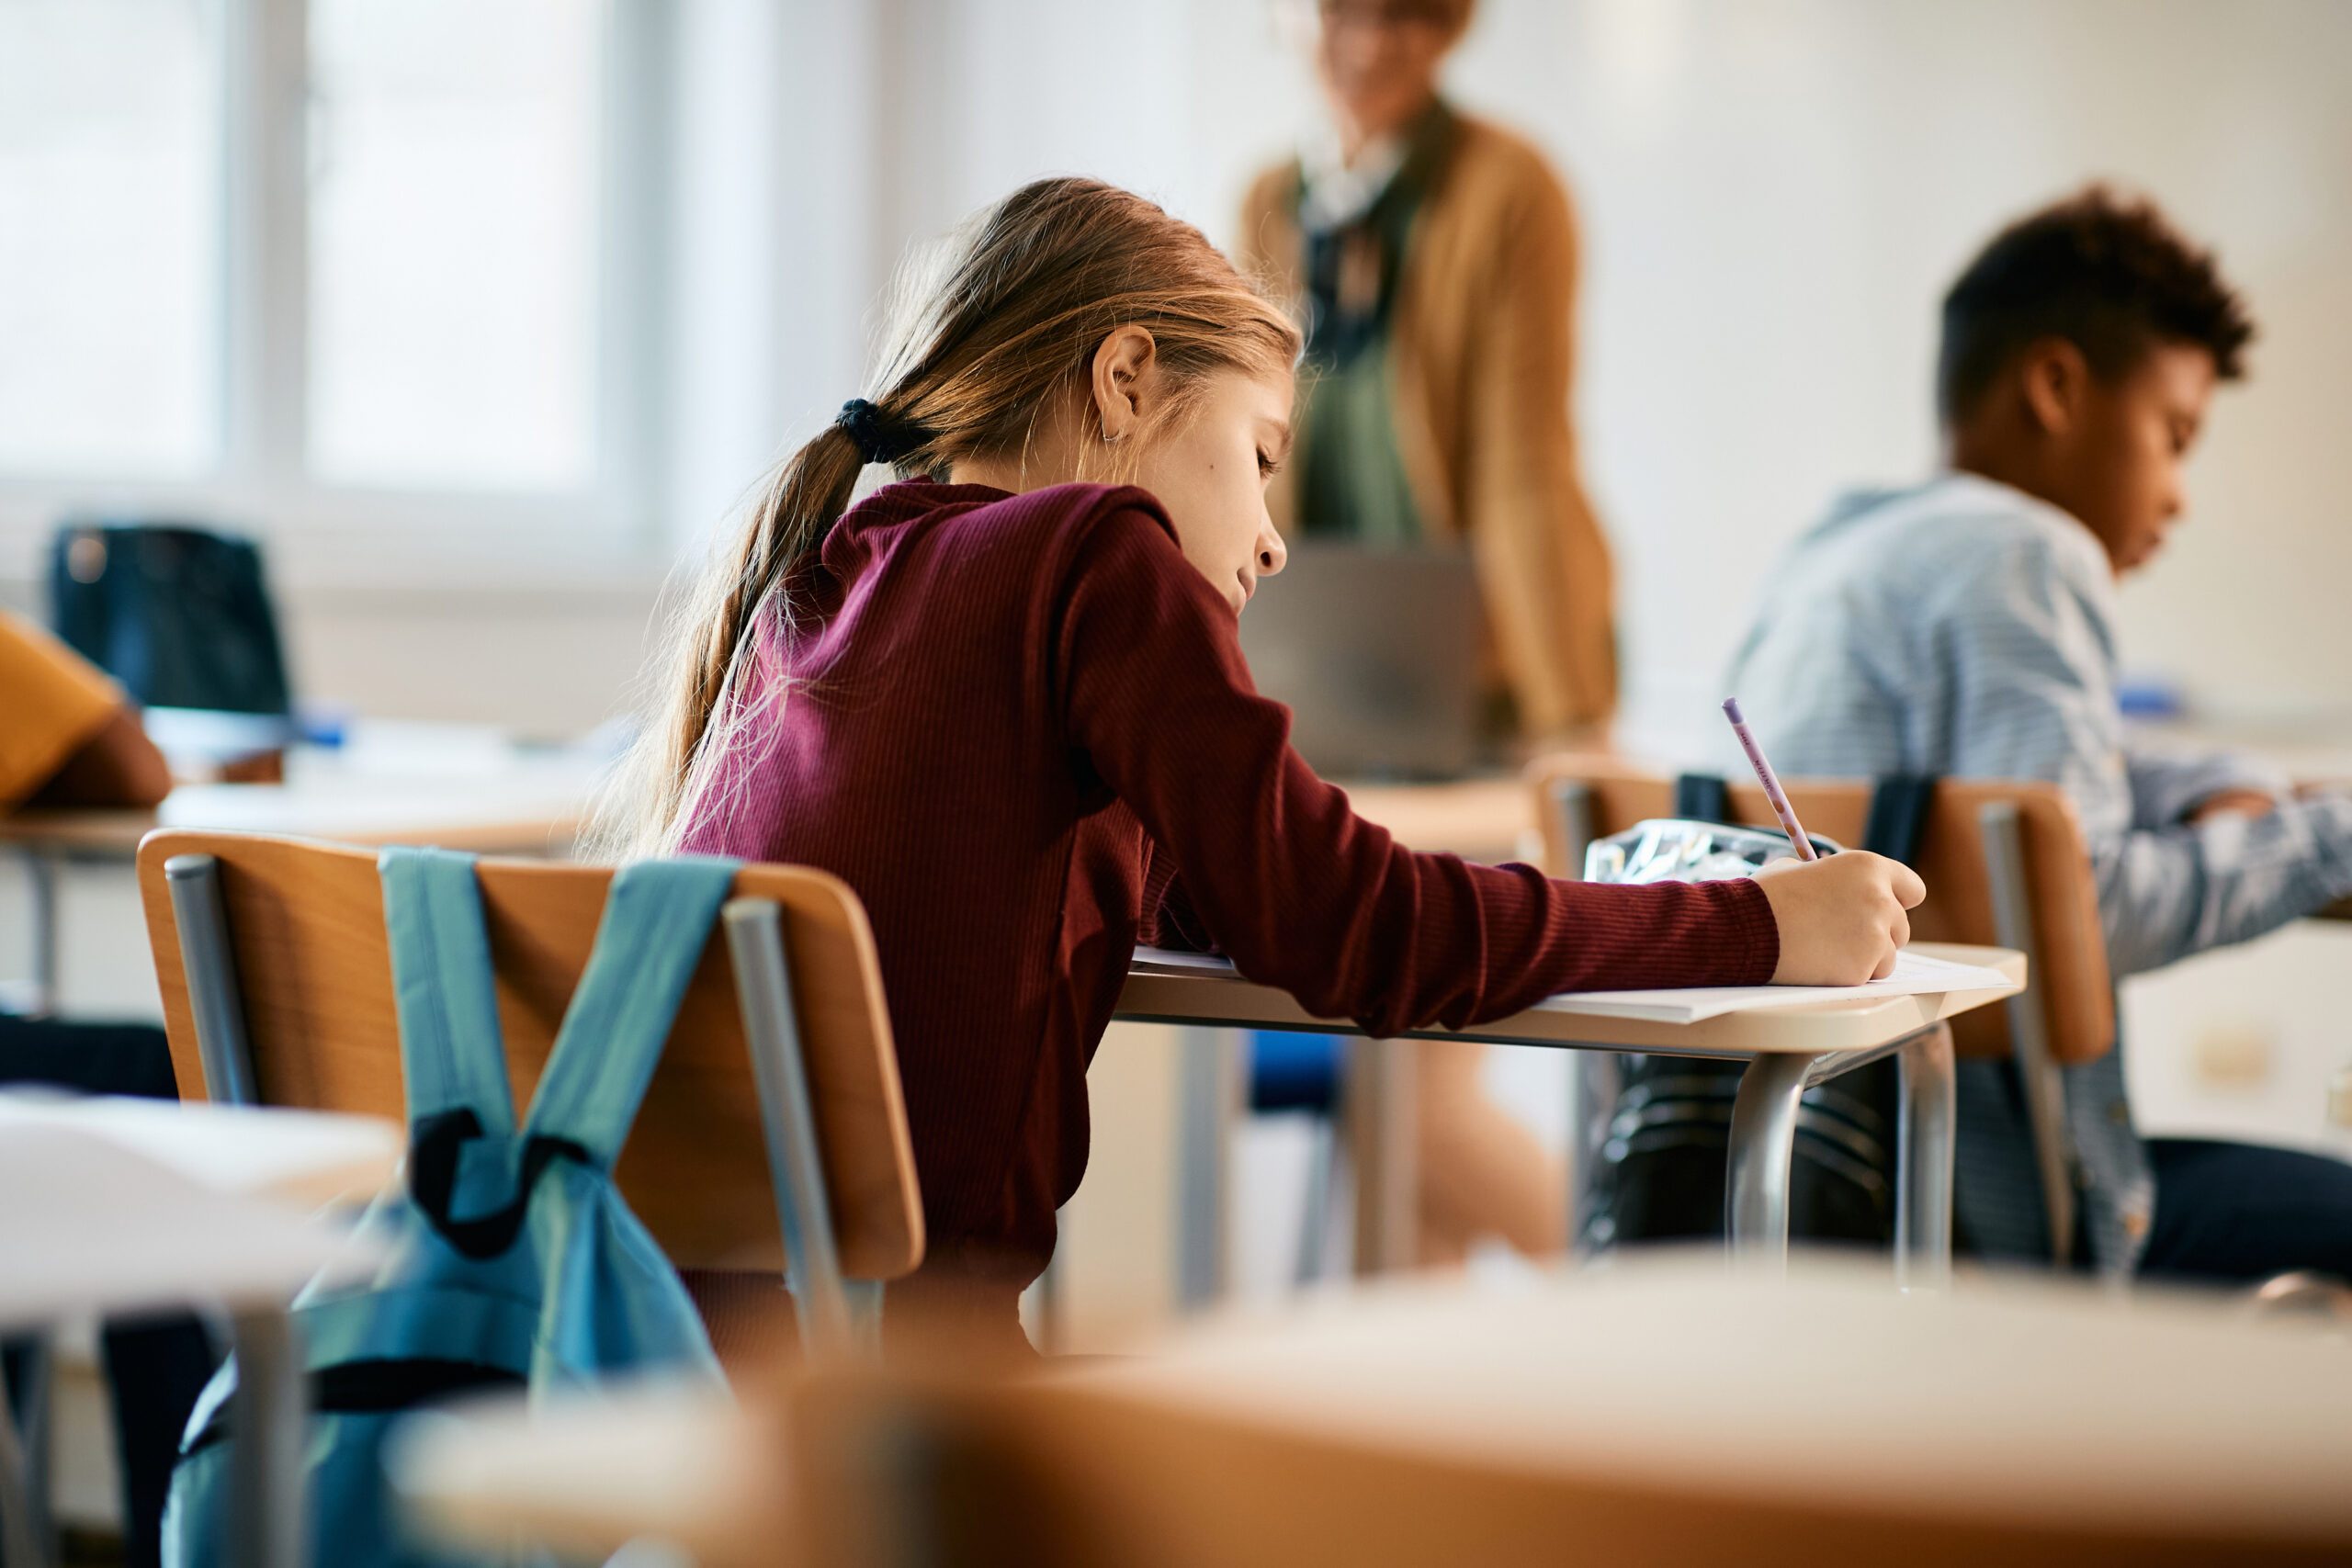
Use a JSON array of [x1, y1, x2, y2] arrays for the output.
[[1259, 528, 1288, 577]]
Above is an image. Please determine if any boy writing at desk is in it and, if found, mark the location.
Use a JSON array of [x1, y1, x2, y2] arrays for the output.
[[1727, 188, 2352, 1282]]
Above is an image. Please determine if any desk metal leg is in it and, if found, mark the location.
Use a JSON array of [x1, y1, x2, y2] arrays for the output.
[[1725, 1052, 1823, 1268], [24, 851, 59, 1019], [1895, 1024, 1957, 1288], [0, 1338, 55, 1568], [227, 1309, 305, 1568], [1175, 1027, 1238, 1310], [1294, 1115, 1337, 1285], [1348, 1036, 1418, 1276], [1567, 1052, 1617, 1258]]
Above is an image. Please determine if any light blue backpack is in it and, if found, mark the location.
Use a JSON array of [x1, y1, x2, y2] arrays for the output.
[[164, 848, 741, 1568]]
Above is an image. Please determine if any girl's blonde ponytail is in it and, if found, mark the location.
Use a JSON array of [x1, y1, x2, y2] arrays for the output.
[[593, 177, 1300, 861]]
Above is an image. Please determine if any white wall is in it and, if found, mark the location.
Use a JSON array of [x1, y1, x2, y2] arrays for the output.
[[1444, 0, 2352, 757], [766, 0, 2352, 759], [13, 1, 2347, 745]]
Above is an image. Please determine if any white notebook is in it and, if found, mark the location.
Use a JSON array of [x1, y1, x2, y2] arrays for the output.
[[1534, 948, 2016, 1025], [1126, 946, 2014, 1027]]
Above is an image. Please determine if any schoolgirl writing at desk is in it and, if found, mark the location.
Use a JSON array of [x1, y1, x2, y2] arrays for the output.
[[598, 177, 1923, 1360]]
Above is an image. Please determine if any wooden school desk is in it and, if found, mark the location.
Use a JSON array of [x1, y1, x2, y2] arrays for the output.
[[1115, 943, 2023, 1283], [389, 1257, 2352, 1568], [0, 1094, 397, 1568]]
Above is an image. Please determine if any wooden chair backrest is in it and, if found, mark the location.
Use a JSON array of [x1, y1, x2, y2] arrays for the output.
[[134, 830, 923, 1279], [1523, 755, 2113, 1065]]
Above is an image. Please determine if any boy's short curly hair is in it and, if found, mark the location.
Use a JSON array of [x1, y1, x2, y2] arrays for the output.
[[1937, 186, 2255, 423]]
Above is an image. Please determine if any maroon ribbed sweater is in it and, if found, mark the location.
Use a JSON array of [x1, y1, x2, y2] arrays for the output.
[[679, 480, 1777, 1322]]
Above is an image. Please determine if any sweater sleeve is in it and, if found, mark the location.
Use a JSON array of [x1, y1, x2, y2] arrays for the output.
[[1057, 506, 1778, 1038]]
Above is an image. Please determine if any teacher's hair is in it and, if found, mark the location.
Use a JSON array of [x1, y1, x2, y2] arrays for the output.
[[593, 176, 1300, 860]]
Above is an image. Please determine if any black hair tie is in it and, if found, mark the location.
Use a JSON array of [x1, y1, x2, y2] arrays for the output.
[[835, 399, 929, 465]]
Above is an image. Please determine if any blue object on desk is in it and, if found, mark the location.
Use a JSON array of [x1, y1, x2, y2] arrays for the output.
[[2116, 674, 2186, 720], [294, 701, 355, 750], [1250, 1032, 1343, 1114]]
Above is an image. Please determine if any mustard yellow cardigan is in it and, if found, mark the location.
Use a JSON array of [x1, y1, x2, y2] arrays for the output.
[[1240, 115, 1618, 739]]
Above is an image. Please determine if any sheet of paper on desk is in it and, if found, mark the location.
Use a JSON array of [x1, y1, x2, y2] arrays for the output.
[[1542, 948, 2015, 1025]]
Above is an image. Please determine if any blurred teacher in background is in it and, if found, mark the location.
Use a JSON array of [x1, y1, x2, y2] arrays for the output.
[[1240, 0, 1615, 1267], [1240, 0, 1617, 749]]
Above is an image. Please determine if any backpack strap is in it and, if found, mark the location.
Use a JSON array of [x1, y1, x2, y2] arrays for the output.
[[379, 846, 516, 1136], [1673, 772, 1730, 825], [518, 856, 742, 1169], [1862, 774, 1939, 863]]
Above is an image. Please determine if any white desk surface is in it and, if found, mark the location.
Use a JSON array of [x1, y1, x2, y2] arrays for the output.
[[1115, 941, 2023, 1055], [390, 1258, 2352, 1562], [0, 723, 600, 856], [0, 1114, 390, 1327], [0, 1091, 400, 1207]]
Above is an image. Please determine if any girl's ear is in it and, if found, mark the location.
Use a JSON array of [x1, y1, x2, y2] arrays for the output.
[[1091, 326, 1160, 443]]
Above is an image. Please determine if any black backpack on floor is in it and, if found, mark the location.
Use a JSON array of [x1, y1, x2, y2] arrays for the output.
[[1577, 773, 1937, 1252]]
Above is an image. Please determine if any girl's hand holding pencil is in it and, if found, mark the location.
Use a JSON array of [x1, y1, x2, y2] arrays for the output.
[[1753, 852, 1925, 984], [1725, 696, 1928, 984]]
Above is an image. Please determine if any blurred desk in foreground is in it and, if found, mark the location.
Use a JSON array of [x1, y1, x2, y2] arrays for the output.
[[392, 1258, 2352, 1567], [0, 1094, 396, 1568]]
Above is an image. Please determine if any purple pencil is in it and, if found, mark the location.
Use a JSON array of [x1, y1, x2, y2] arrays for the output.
[[1722, 697, 1818, 861]]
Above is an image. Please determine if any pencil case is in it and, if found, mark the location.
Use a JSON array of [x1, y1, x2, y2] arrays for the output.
[[1583, 818, 1843, 886]]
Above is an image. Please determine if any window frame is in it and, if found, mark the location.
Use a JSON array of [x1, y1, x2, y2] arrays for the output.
[[0, 0, 670, 572]]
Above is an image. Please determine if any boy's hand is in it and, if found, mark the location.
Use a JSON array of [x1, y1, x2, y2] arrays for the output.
[[1753, 852, 1926, 986], [2188, 788, 2276, 824]]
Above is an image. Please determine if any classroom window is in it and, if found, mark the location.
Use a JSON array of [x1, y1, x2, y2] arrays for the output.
[[0, 0, 641, 547], [308, 0, 605, 491], [0, 0, 224, 477]]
